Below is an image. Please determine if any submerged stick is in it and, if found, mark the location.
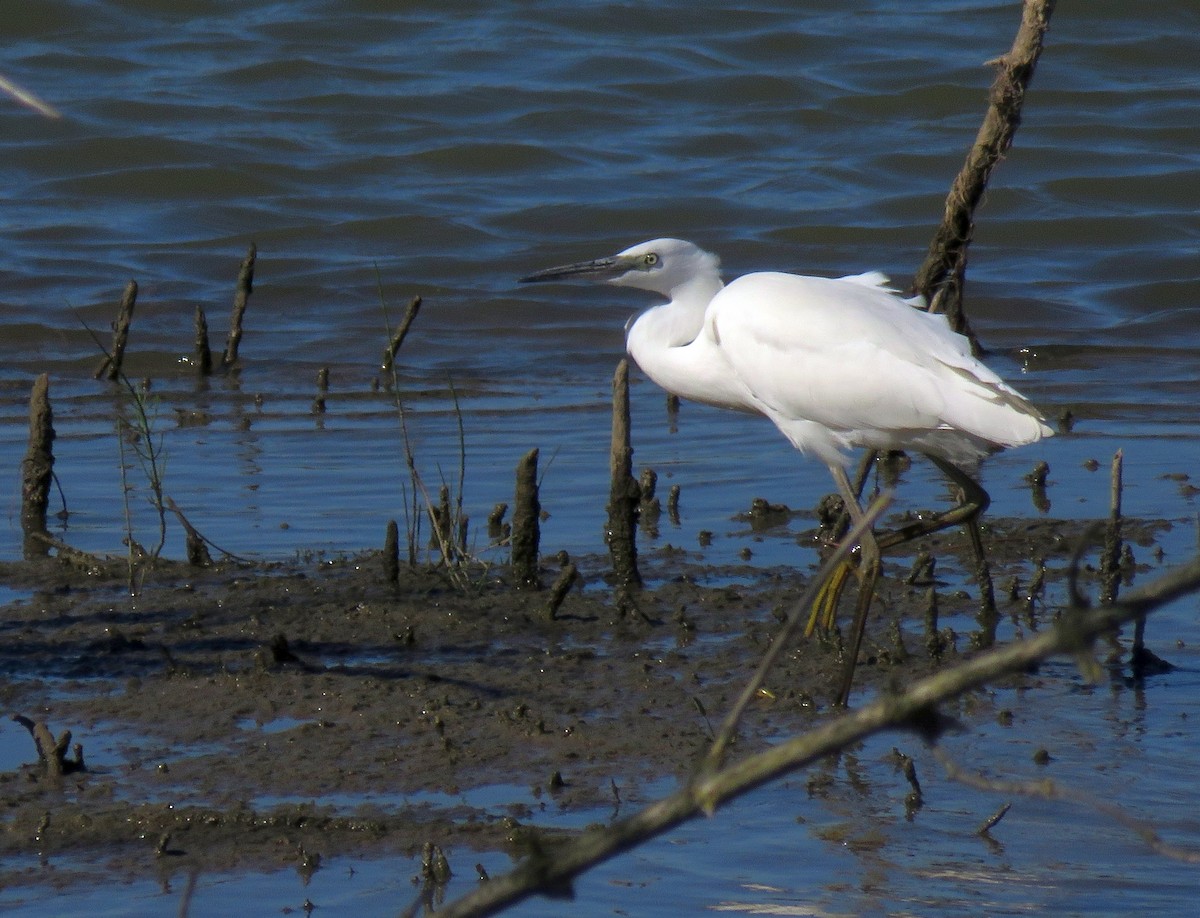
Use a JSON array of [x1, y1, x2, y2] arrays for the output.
[[94, 280, 137, 381], [20, 373, 55, 558], [606, 359, 642, 591], [194, 306, 213, 375], [313, 367, 329, 414], [221, 243, 256, 369], [511, 448, 542, 590], [912, 0, 1056, 348], [1099, 449, 1123, 606]]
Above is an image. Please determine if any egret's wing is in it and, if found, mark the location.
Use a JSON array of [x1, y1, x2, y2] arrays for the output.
[[707, 272, 1049, 461]]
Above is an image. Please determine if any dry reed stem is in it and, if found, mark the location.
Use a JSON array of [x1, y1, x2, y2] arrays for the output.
[[1100, 449, 1124, 606]]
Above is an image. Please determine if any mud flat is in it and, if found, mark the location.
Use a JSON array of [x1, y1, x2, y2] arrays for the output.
[[0, 505, 1174, 899]]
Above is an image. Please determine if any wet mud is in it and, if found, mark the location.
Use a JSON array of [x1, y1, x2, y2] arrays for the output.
[[0, 510, 1172, 894]]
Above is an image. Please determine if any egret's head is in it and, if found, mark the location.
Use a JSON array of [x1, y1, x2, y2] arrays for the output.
[[520, 238, 721, 299]]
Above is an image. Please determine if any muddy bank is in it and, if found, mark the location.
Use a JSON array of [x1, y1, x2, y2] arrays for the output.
[[0, 511, 1173, 894]]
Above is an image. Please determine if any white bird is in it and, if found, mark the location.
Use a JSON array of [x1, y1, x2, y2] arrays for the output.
[[521, 238, 1052, 699]]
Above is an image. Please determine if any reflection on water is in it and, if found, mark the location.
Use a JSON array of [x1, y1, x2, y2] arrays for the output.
[[2, 1, 1200, 914]]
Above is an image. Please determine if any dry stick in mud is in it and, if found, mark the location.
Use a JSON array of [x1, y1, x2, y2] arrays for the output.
[[544, 558, 579, 620], [11, 715, 84, 777], [163, 497, 213, 567], [221, 242, 256, 369], [436, 552, 1200, 918], [94, 279, 137, 381], [511, 448, 542, 590], [607, 358, 642, 595], [20, 373, 54, 559], [384, 518, 401, 585], [1104, 451, 1164, 675]]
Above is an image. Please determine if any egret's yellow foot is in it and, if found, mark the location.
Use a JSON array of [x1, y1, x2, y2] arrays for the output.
[[805, 558, 856, 637]]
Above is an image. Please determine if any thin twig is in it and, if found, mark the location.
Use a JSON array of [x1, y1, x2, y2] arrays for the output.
[[164, 497, 248, 563], [935, 746, 1200, 862]]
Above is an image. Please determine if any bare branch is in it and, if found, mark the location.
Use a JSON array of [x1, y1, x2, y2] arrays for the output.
[[436, 552, 1200, 917], [912, 0, 1057, 349]]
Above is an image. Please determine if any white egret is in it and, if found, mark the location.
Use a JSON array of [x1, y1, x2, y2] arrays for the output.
[[521, 238, 1052, 701]]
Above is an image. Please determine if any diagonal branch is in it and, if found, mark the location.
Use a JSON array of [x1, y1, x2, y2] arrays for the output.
[[912, 0, 1057, 351], [435, 552, 1200, 918]]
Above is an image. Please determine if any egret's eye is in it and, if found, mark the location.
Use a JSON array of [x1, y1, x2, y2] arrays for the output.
[[643, 253, 659, 268]]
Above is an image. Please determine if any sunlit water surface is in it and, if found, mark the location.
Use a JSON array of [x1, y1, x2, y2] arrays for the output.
[[2, 0, 1200, 914]]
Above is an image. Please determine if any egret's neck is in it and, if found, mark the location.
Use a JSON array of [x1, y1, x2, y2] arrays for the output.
[[671, 271, 725, 326], [627, 272, 724, 349], [625, 272, 738, 409]]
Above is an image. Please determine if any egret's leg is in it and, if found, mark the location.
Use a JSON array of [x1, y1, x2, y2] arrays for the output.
[[836, 549, 880, 707], [805, 464, 880, 637], [827, 465, 884, 707], [928, 454, 997, 616], [874, 454, 997, 628], [822, 455, 992, 706], [874, 455, 990, 554], [830, 464, 880, 568]]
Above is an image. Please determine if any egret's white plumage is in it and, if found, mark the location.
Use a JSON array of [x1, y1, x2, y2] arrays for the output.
[[523, 237, 1052, 703], [522, 237, 1052, 469]]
